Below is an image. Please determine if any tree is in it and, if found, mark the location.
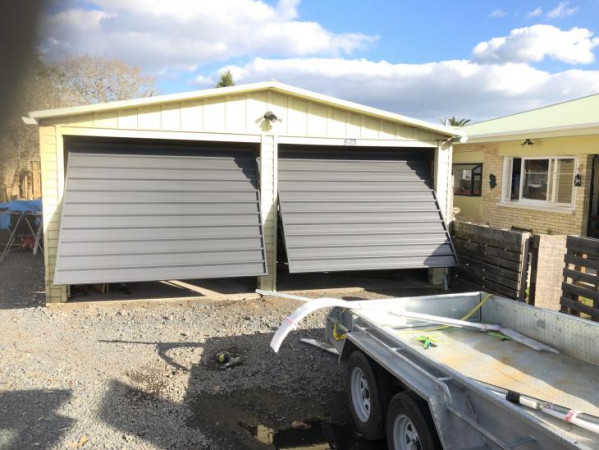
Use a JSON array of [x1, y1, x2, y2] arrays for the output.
[[53, 55, 158, 106], [440, 117, 471, 127], [0, 55, 158, 200], [215, 70, 235, 88]]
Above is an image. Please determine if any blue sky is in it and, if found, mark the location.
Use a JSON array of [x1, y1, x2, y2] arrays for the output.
[[41, 0, 599, 122]]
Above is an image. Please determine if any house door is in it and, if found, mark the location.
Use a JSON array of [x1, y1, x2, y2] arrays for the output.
[[587, 155, 599, 237]]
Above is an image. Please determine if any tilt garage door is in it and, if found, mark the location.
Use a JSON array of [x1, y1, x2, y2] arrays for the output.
[[278, 148, 458, 273], [53, 139, 267, 285]]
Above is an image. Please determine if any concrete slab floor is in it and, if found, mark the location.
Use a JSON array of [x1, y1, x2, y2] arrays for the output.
[[66, 269, 445, 305]]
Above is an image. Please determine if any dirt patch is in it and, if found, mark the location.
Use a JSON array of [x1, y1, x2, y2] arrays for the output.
[[188, 390, 385, 450]]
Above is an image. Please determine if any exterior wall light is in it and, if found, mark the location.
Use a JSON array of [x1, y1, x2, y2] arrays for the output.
[[520, 139, 534, 147], [574, 173, 582, 187]]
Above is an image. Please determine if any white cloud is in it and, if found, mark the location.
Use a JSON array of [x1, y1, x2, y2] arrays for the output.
[[472, 25, 599, 64], [489, 9, 507, 18], [41, 0, 377, 72], [547, 1, 579, 19], [527, 7, 543, 17], [197, 57, 599, 122]]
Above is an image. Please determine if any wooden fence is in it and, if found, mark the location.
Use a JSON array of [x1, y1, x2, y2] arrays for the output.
[[451, 222, 530, 301], [561, 236, 599, 321]]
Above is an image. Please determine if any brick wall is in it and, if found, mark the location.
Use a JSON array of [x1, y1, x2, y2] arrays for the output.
[[456, 144, 591, 236]]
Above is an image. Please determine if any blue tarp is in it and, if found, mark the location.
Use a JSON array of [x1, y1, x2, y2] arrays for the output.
[[0, 199, 42, 229]]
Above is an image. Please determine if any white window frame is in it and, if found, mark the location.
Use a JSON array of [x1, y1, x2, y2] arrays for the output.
[[501, 156, 577, 209]]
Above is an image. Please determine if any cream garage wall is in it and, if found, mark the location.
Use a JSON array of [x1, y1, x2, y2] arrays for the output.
[[453, 148, 484, 222], [39, 89, 446, 303]]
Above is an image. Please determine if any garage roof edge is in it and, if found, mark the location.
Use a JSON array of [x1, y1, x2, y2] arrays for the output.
[[27, 80, 459, 138]]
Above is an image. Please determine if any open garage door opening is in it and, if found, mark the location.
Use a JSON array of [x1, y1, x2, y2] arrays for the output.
[[275, 145, 457, 293], [56, 137, 267, 301]]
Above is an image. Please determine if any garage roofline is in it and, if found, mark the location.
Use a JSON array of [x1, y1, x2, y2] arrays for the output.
[[27, 80, 461, 138]]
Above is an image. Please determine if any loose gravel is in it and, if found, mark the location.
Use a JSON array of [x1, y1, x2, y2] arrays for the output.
[[0, 251, 437, 449], [0, 295, 358, 449]]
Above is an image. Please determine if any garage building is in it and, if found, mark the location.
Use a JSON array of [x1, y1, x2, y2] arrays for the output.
[[28, 81, 460, 303]]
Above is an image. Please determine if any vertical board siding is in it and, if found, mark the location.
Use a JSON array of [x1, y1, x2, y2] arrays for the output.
[[181, 100, 203, 131], [138, 105, 161, 129], [287, 98, 309, 136], [57, 91, 438, 143], [258, 135, 277, 290], [39, 126, 67, 302], [161, 103, 181, 130]]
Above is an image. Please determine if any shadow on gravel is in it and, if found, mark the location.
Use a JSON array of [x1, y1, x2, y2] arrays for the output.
[[0, 389, 74, 449], [99, 340, 205, 372], [98, 331, 385, 449]]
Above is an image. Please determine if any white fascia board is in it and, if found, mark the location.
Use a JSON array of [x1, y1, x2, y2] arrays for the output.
[[28, 80, 459, 138], [29, 81, 275, 120], [464, 121, 599, 143]]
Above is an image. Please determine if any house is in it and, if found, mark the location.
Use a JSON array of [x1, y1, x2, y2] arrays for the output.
[[27, 81, 461, 303], [453, 94, 599, 237]]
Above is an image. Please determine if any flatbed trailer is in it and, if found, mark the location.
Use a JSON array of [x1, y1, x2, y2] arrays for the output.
[[320, 292, 599, 449]]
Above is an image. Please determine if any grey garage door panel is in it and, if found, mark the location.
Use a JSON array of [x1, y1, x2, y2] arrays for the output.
[[54, 147, 267, 285], [63, 202, 261, 216], [278, 148, 458, 273], [287, 235, 451, 247], [71, 153, 257, 170], [290, 243, 455, 259], [58, 250, 266, 270], [66, 191, 258, 203], [284, 212, 445, 225], [289, 256, 458, 273], [61, 226, 265, 242], [68, 179, 255, 192], [282, 202, 441, 213], [71, 167, 255, 181], [54, 262, 267, 285], [285, 222, 448, 235], [61, 215, 261, 229], [59, 238, 264, 255], [280, 183, 433, 193], [279, 191, 435, 201]]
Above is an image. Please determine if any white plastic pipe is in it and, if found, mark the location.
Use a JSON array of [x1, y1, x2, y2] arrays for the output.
[[269, 298, 366, 353]]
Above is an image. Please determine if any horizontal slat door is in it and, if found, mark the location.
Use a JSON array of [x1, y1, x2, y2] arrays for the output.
[[54, 141, 267, 284], [278, 148, 457, 273]]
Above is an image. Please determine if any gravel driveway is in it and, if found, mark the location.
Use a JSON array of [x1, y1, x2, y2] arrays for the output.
[[1, 249, 445, 449], [0, 293, 382, 449], [0, 250, 393, 449]]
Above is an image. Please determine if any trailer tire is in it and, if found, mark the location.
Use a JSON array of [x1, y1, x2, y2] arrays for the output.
[[386, 391, 441, 450], [346, 350, 391, 440]]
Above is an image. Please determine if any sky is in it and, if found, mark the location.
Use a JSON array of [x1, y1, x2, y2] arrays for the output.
[[40, 0, 599, 123]]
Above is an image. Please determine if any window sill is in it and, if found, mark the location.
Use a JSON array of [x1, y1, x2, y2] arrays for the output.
[[496, 202, 575, 214]]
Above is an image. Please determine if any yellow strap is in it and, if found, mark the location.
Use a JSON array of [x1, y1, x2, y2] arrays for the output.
[[332, 322, 347, 341], [403, 293, 493, 334]]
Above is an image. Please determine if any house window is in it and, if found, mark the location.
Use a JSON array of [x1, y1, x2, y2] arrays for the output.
[[453, 163, 482, 196], [503, 157, 575, 207]]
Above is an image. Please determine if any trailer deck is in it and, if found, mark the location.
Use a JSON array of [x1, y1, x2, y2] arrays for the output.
[[395, 328, 599, 417]]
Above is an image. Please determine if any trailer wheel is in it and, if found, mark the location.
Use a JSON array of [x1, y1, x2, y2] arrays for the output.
[[386, 392, 441, 450], [346, 350, 390, 440]]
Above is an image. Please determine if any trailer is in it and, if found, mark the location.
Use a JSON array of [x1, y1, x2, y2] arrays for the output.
[[266, 291, 599, 449]]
